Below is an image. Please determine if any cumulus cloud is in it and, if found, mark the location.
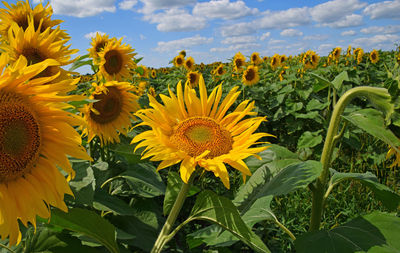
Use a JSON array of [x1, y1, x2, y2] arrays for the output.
[[361, 25, 400, 34], [363, 0, 400, 19], [220, 22, 257, 37], [310, 0, 366, 24], [280, 28, 303, 37], [257, 7, 311, 29], [341, 30, 356, 36], [192, 0, 258, 20], [303, 34, 329, 41], [322, 14, 363, 28], [268, 39, 287, 45], [119, 0, 138, 10], [84, 31, 106, 39], [352, 34, 400, 48], [49, 0, 116, 17], [260, 32, 270, 41], [317, 43, 335, 55], [221, 35, 257, 44], [210, 42, 260, 52], [138, 0, 196, 14], [154, 34, 213, 52], [144, 8, 207, 32]]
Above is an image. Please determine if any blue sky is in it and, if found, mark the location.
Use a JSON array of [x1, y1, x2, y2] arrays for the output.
[[7, 0, 400, 73]]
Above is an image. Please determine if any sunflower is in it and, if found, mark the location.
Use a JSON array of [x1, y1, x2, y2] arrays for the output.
[[0, 54, 91, 246], [0, 0, 67, 40], [233, 52, 246, 73], [213, 63, 225, 76], [82, 81, 140, 146], [173, 54, 185, 67], [303, 50, 319, 70], [279, 67, 289, 81], [98, 38, 136, 81], [370, 49, 379, 64], [242, 65, 259, 86], [270, 54, 280, 69], [186, 71, 200, 88], [131, 74, 271, 188], [148, 86, 157, 97], [250, 52, 262, 65], [184, 56, 195, 71], [179, 50, 186, 57], [357, 48, 364, 64], [151, 69, 157, 79], [346, 45, 352, 58], [280, 55, 287, 66], [88, 32, 114, 65], [3, 19, 77, 89], [332, 47, 341, 62]]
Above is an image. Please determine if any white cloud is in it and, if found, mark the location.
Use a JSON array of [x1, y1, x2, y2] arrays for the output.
[[49, 0, 116, 17], [317, 43, 335, 55], [192, 0, 258, 20], [341, 30, 356, 36], [353, 34, 400, 48], [322, 14, 363, 28], [84, 31, 106, 39], [119, 0, 137, 10], [220, 22, 257, 37], [144, 8, 207, 32], [303, 34, 329, 41], [361, 25, 400, 34], [221, 35, 257, 44], [138, 0, 196, 14], [257, 7, 311, 29], [139, 34, 146, 40], [260, 32, 270, 41], [210, 43, 260, 52], [363, 0, 400, 19], [280, 28, 303, 37], [154, 35, 213, 52], [268, 39, 286, 45], [310, 0, 366, 24]]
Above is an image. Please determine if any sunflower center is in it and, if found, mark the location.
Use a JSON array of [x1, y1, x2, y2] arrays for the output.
[[90, 86, 123, 124], [104, 50, 123, 75], [0, 93, 41, 182], [186, 61, 192, 69], [176, 57, 183, 65], [22, 47, 45, 65], [170, 117, 233, 158], [217, 67, 223, 75], [235, 59, 243, 68], [245, 68, 255, 81], [189, 73, 197, 84], [371, 53, 377, 60], [96, 42, 106, 52]]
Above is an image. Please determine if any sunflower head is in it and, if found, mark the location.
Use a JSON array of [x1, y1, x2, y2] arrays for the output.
[[346, 45, 352, 57], [98, 38, 137, 81], [148, 86, 157, 97], [250, 52, 262, 65], [88, 32, 114, 64], [332, 47, 341, 61], [132, 74, 273, 188], [370, 49, 379, 64], [179, 50, 186, 57], [242, 65, 259, 86], [270, 54, 280, 69], [173, 54, 185, 67], [357, 49, 364, 64], [233, 52, 246, 73], [186, 71, 200, 88], [151, 69, 157, 78], [184, 56, 195, 71], [280, 55, 287, 66], [214, 63, 225, 76], [82, 81, 140, 145]]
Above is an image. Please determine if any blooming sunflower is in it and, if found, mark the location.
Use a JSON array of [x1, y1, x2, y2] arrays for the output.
[[213, 63, 225, 76], [151, 69, 157, 79], [88, 32, 114, 65], [0, 55, 91, 246], [346, 45, 352, 58], [280, 55, 287, 66], [357, 48, 364, 64], [332, 47, 341, 62], [82, 81, 140, 146], [242, 65, 259, 86], [233, 52, 246, 73], [131, 74, 272, 188], [179, 50, 186, 57], [270, 54, 280, 69], [0, 0, 67, 40], [186, 71, 200, 88], [370, 49, 379, 64], [184, 56, 195, 71], [98, 37, 136, 81], [250, 52, 262, 65], [173, 54, 185, 67]]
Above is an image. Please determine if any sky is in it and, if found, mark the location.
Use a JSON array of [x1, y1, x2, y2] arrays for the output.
[[5, 0, 400, 73]]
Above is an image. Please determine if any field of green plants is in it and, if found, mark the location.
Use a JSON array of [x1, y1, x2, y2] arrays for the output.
[[1, 1, 400, 253]]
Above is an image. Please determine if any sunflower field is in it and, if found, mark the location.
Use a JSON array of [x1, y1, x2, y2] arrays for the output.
[[1, 1, 400, 253]]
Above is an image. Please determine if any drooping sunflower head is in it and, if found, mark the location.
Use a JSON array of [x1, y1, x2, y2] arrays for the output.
[[233, 51, 246, 72], [132, 74, 273, 188], [173, 54, 185, 67], [88, 32, 114, 64], [82, 81, 140, 146], [370, 49, 379, 64], [184, 56, 195, 71], [186, 71, 200, 88], [98, 38, 137, 81], [250, 52, 262, 65], [0, 55, 91, 246], [0, 0, 66, 40], [242, 65, 259, 86]]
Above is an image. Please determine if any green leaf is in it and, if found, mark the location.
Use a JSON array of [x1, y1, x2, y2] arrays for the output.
[[93, 189, 136, 216], [69, 59, 93, 72], [49, 208, 119, 253], [342, 108, 400, 150], [295, 211, 400, 253], [188, 190, 270, 253], [331, 70, 349, 90], [330, 171, 400, 210], [69, 162, 95, 205], [297, 131, 323, 149], [306, 98, 329, 111], [310, 72, 331, 92]]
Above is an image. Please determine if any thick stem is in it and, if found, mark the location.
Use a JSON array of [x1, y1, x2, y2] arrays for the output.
[[151, 175, 194, 253], [0, 243, 15, 253], [309, 86, 390, 231]]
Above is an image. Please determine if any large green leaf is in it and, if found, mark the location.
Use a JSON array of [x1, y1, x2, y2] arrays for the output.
[[69, 161, 96, 205], [49, 208, 119, 253], [187, 190, 270, 253], [331, 70, 349, 90], [310, 72, 331, 92], [297, 131, 323, 149], [295, 211, 400, 253], [342, 108, 400, 149], [330, 171, 400, 210], [93, 189, 136, 216]]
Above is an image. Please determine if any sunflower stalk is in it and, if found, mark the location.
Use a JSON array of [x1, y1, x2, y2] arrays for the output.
[[0, 243, 15, 253], [309, 86, 392, 231]]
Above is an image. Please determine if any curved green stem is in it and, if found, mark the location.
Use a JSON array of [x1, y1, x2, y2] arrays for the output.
[[309, 86, 391, 231], [0, 243, 15, 253]]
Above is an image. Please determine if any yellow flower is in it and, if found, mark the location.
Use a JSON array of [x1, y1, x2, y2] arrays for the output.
[[173, 54, 185, 67], [242, 65, 259, 86], [346, 45, 352, 58], [186, 71, 200, 88], [82, 81, 140, 145], [279, 67, 289, 81], [370, 49, 379, 64], [98, 37, 136, 81], [303, 50, 319, 70], [0, 55, 91, 246], [357, 48, 364, 64], [131, 75, 272, 188], [280, 55, 287, 66], [250, 52, 262, 65], [148, 86, 157, 97], [233, 52, 246, 72], [213, 63, 225, 76], [332, 47, 341, 62], [386, 146, 400, 167], [88, 32, 114, 64], [179, 50, 186, 57], [270, 54, 280, 69], [151, 69, 157, 78], [184, 56, 195, 71]]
